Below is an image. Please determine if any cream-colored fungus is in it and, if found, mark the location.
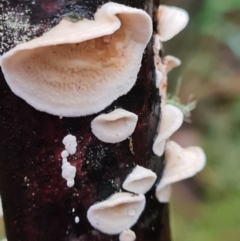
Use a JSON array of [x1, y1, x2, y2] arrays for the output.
[[153, 104, 184, 157], [91, 109, 138, 143], [156, 5, 189, 42], [87, 192, 145, 234], [155, 141, 206, 202], [0, 2, 152, 117], [122, 165, 157, 194]]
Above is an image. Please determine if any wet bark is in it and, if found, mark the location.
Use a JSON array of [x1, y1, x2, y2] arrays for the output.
[[0, 0, 171, 241]]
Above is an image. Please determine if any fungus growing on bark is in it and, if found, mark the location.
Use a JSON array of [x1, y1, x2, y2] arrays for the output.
[[0, 2, 152, 117], [119, 229, 136, 241], [156, 5, 189, 42], [162, 55, 181, 73], [87, 193, 145, 235], [155, 141, 206, 202], [122, 165, 157, 194], [153, 33, 182, 107], [62, 134, 77, 155], [61, 135, 77, 187], [153, 104, 184, 157], [91, 109, 138, 143]]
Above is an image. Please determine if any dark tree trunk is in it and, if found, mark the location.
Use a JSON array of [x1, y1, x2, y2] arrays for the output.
[[0, 0, 171, 240]]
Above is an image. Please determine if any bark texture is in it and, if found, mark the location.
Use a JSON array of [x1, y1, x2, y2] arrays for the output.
[[0, 0, 171, 240]]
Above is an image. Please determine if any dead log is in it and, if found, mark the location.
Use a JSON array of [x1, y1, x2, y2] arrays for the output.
[[0, 0, 171, 240]]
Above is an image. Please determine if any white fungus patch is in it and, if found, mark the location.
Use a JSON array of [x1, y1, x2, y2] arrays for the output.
[[122, 165, 157, 194], [62, 134, 77, 155], [87, 192, 145, 235], [75, 216, 80, 224], [153, 34, 182, 107], [153, 104, 183, 157], [91, 109, 138, 143], [119, 229, 136, 241], [0, 2, 152, 117], [61, 134, 77, 188], [156, 5, 189, 42], [155, 141, 206, 202]]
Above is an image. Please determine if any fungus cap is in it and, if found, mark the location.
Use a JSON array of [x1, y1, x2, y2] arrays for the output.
[[122, 165, 157, 194], [0, 2, 152, 117], [153, 104, 184, 156], [91, 109, 138, 143], [119, 229, 136, 241], [163, 55, 181, 73], [155, 141, 206, 202], [156, 5, 189, 42], [87, 192, 145, 234]]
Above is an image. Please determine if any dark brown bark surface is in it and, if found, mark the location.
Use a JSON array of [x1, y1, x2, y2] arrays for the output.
[[0, 0, 171, 240]]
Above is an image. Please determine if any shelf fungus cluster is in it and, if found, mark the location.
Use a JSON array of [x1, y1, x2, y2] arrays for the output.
[[87, 164, 157, 237], [0, 1, 206, 240], [152, 5, 206, 203]]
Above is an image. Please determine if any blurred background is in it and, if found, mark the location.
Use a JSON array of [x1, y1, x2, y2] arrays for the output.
[[0, 0, 240, 240], [162, 0, 240, 240]]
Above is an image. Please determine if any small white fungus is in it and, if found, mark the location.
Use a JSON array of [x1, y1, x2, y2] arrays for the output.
[[62, 164, 76, 188], [87, 192, 145, 234], [61, 134, 78, 188], [61, 150, 69, 158], [62, 134, 77, 155], [119, 229, 136, 241], [75, 216, 80, 224], [122, 165, 157, 194], [91, 109, 138, 143]]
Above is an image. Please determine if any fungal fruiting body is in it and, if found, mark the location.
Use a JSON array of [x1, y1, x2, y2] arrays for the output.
[[122, 165, 157, 194], [119, 229, 136, 241], [155, 141, 206, 202], [153, 104, 184, 157], [156, 5, 189, 42], [152, 5, 206, 204], [0, 2, 152, 117], [153, 5, 188, 104], [61, 134, 77, 188], [75, 216, 80, 224], [91, 109, 138, 143], [62, 134, 77, 155], [87, 192, 145, 235]]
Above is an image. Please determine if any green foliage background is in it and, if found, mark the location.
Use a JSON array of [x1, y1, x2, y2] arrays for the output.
[[163, 0, 240, 240]]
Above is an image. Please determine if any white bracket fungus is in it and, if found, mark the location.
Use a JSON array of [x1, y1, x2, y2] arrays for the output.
[[162, 55, 181, 74], [155, 141, 206, 203], [156, 5, 189, 42], [91, 109, 138, 143], [153, 104, 184, 157], [0, 2, 152, 117], [122, 165, 157, 194], [153, 34, 181, 106], [119, 229, 136, 241], [87, 192, 145, 235]]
